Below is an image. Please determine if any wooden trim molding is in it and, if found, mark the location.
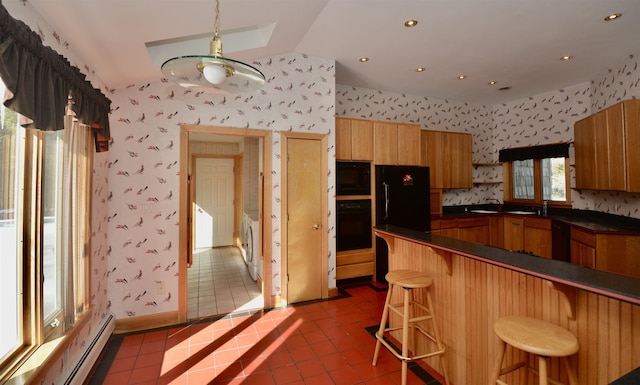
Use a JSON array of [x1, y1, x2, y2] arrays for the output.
[[114, 311, 180, 334]]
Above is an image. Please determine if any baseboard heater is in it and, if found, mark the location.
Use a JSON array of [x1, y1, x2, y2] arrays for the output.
[[59, 312, 115, 385]]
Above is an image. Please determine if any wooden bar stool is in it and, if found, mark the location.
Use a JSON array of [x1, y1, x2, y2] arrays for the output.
[[489, 315, 579, 385], [372, 270, 449, 385]]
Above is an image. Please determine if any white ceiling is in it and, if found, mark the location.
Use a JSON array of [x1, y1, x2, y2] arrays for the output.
[[27, 0, 640, 105]]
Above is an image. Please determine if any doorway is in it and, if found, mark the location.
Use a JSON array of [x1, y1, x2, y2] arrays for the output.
[[281, 132, 328, 304], [179, 125, 273, 322]]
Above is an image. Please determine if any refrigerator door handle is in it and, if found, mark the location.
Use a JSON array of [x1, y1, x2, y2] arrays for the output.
[[383, 182, 390, 221]]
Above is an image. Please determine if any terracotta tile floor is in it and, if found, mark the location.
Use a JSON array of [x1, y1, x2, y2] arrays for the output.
[[89, 283, 446, 385]]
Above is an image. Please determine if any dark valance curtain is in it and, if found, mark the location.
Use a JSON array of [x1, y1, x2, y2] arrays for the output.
[[498, 143, 570, 162], [0, 4, 111, 151]]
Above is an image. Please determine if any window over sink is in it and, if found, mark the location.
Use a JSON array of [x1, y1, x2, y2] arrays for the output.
[[500, 144, 571, 206]]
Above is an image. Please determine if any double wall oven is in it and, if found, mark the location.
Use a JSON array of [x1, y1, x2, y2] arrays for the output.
[[336, 162, 372, 253]]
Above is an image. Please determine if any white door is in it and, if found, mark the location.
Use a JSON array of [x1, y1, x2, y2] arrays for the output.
[[194, 158, 235, 248]]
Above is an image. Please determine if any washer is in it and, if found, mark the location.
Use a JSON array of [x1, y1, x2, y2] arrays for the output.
[[243, 213, 261, 281], [241, 213, 251, 261]]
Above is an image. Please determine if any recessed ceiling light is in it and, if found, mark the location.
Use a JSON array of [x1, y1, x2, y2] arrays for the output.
[[560, 55, 573, 61], [404, 19, 418, 27], [488, 81, 497, 85], [604, 13, 622, 21], [358, 57, 369, 62], [416, 67, 426, 72], [457, 75, 467, 80]]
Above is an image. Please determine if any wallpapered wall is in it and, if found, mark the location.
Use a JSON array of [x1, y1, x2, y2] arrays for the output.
[[107, 53, 336, 319]]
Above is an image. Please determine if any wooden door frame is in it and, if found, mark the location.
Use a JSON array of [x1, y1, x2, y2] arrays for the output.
[[179, 125, 273, 322], [190, 154, 240, 253], [280, 132, 328, 306]]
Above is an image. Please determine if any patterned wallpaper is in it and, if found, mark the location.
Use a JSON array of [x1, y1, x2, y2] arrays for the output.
[[107, 53, 336, 319]]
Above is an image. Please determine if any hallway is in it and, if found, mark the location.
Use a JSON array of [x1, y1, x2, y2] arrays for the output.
[[187, 246, 263, 320]]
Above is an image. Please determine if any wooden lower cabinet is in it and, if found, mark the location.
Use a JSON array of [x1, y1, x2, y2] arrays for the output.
[[596, 234, 640, 279], [503, 216, 524, 251], [336, 249, 374, 280], [570, 227, 596, 269], [457, 217, 490, 245], [439, 218, 460, 239], [523, 217, 552, 259]]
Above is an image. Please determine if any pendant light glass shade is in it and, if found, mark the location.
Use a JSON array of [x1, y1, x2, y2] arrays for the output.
[[160, 0, 265, 94]]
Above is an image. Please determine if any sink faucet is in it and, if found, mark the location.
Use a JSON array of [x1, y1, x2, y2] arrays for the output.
[[486, 198, 503, 211]]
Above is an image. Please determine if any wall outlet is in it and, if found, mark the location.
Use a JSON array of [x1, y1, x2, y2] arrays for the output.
[[157, 281, 166, 295]]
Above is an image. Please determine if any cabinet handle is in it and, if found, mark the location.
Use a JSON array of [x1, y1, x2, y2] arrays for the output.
[[511, 222, 520, 226]]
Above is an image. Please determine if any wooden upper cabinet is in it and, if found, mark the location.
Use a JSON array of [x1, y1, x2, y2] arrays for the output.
[[624, 99, 640, 192], [373, 121, 398, 164], [335, 118, 373, 161], [574, 99, 640, 192], [335, 118, 353, 160], [372, 121, 420, 165], [574, 115, 597, 189], [421, 130, 444, 188], [396, 124, 421, 165], [443, 132, 473, 188], [421, 130, 472, 188]]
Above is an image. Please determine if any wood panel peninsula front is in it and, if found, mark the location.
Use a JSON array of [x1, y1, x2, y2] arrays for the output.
[[374, 224, 640, 385]]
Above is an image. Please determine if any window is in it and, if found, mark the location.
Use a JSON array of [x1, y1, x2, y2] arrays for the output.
[[500, 144, 571, 206], [0, 79, 92, 377]]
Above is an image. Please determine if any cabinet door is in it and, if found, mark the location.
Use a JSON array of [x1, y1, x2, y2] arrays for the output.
[[524, 218, 552, 259], [351, 119, 374, 161], [605, 104, 626, 190], [373, 122, 398, 165], [570, 228, 596, 268], [335, 118, 352, 160], [439, 218, 458, 239], [458, 218, 490, 245], [396, 124, 421, 165], [574, 115, 597, 189], [443, 132, 473, 188], [421, 130, 444, 188], [503, 216, 524, 251], [624, 100, 640, 192], [595, 234, 640, 279]]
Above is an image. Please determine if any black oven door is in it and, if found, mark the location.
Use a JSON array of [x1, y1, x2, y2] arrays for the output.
[[336, 199, 372, 252]]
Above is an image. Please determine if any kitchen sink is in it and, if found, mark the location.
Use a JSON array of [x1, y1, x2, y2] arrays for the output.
[[505, 210, 536, 215], [469, 209, 499, 214]]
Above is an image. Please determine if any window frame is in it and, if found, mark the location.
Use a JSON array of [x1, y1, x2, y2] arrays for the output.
[[503, 157, 571, 207], [0, 108, 93, 382]]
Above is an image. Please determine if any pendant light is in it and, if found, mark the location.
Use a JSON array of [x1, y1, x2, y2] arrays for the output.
[[161, 0, 265, 94]]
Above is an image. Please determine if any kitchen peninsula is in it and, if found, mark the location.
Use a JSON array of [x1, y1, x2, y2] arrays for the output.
[[374, 224, 640, 385]]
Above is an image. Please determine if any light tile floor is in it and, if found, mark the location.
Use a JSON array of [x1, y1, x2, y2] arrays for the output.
[[187, 246, 263, 319]]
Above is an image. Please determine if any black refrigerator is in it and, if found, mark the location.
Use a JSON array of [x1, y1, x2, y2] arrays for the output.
[[375, 165, 431, 283]]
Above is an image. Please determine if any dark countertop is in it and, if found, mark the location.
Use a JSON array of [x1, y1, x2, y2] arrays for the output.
[[374, 224, 640, 306], [439, 205, 640, 234]]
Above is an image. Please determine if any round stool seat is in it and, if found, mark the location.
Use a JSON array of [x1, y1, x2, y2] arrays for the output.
[[385, 269, 433, 289], [494, 316, 579, 357]]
